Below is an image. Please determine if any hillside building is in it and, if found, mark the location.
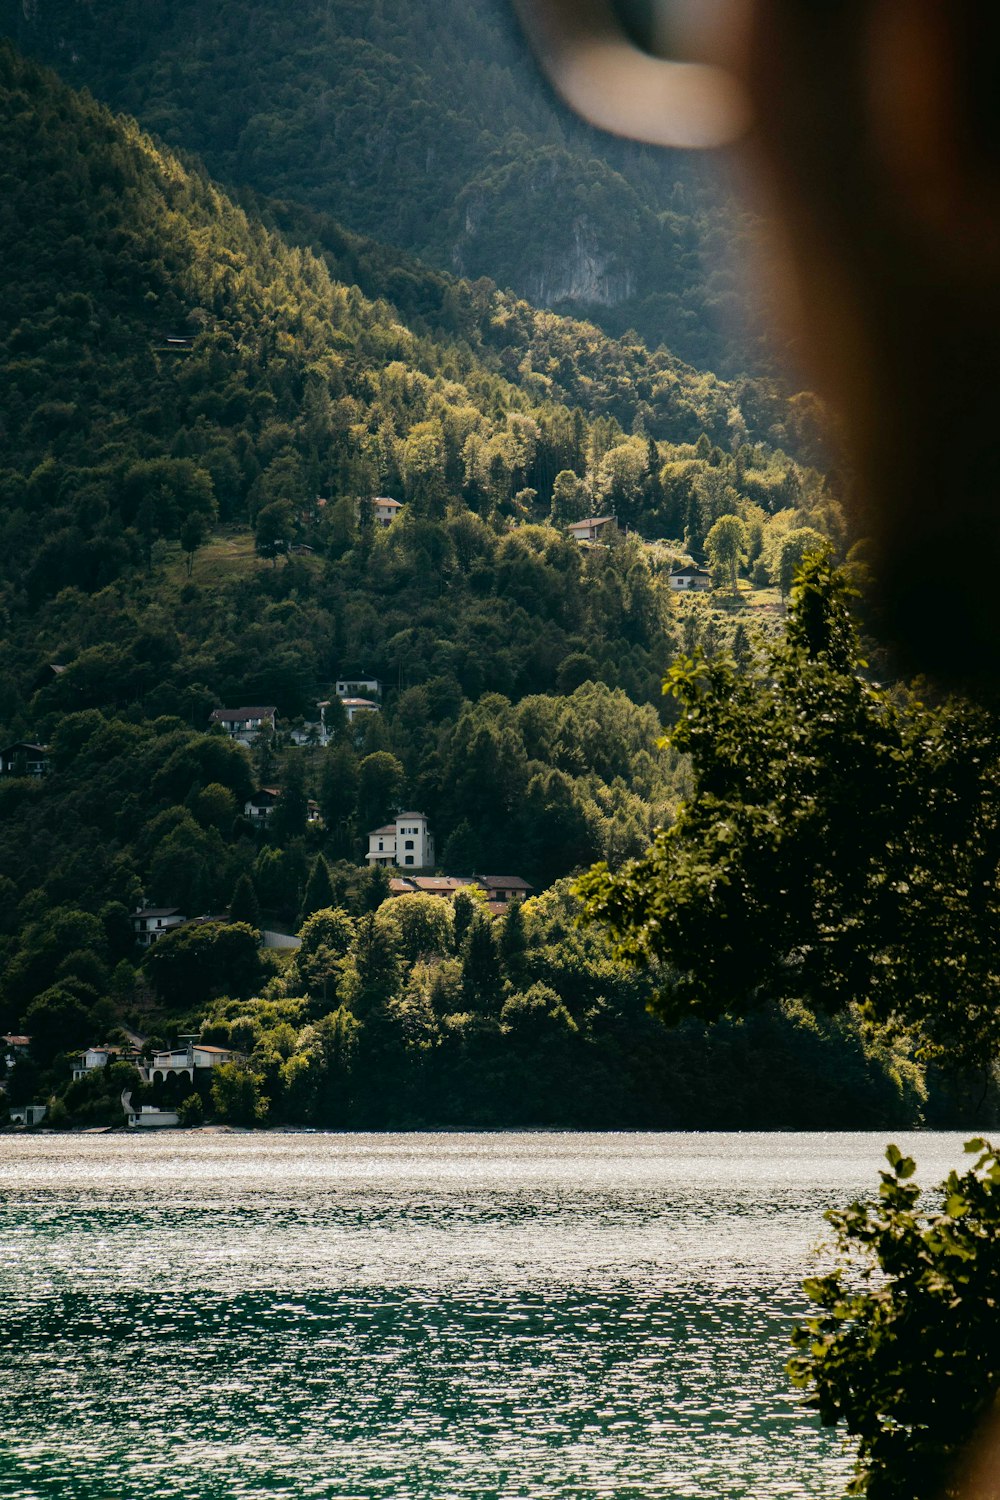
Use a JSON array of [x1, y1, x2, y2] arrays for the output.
[[367, 812, 435, 870], [208, 706, 277, 744], [668, 564, 712, 591], [567, 516, 616, 544], [132, 907, 186, 947], [373, 497, 403, 528], [0, 742, 49, 776], [144, 1038, 243, 1085]]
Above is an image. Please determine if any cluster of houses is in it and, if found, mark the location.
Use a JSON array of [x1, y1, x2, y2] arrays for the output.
[[367, 812, 532, 912], [4, 1023, 252, 1130], [5, 800, 531, 1129], [209, 676, 383, 751], [81, 1034, 245, 1129]]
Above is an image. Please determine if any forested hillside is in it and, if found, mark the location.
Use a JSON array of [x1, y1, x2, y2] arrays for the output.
[[0, 44, 940, 1131], [1, 0, 770, 374]]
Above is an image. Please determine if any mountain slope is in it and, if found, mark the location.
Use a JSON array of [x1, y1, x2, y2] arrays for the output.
[[1, 0, 769, 374], [0, 43, 951, 1134]]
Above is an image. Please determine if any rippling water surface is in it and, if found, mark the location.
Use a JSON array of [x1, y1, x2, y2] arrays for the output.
[[0, 1131, 970, 1499]]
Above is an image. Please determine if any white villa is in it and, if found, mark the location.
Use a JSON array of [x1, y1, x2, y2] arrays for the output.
[[373, 497, 403, 528], [132, 907, 186, 947], [144, 1039, 243, 1085], [367, 812, 435, 870], [208, 706, 277, 745]]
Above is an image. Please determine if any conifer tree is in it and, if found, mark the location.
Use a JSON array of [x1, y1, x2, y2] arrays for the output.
[[228, 873, 261, 932], [452, 889, 477, 950], [498, 899, 527, 979], [340, 913, 400, 1016], [462, 913, 499, 1011], [269, 756, 308, 841], [300, 856, 334, 923]]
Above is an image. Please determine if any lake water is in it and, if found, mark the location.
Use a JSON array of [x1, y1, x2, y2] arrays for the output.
[[0, 1131, 972, 1499]]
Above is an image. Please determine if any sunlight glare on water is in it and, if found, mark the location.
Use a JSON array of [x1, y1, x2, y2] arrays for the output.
[[0, 1131, 971, 1499]]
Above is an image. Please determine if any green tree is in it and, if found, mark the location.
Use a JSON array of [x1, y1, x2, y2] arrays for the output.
[[294, 905, 356, 1004], [229, 873, 261, 932], [549, 470, 589, 527], [144, 922, 265, 1008], [498, 899, 527, 979], [255, 499, 294, 566], [357, 751, 405, 832], [375, 893, 454, 966], [452, 888, 478, 949], [178, 1092, 204, 1127], [705, 513, 748, 596], [300, 856, 334, 923], [339, 912, 400, 1016], [211, 1062, 268, 1125], [269, 756, 308, 841], [578, 555, 1000, 1071], [461, 913, 499, 1012], [180, 509, 209, 576], [789, 1139, 1000, 1500], [773, 527, 829, 599]]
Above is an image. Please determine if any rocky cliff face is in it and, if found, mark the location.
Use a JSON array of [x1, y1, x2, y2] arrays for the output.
[[454, 208, 635, 309], [525, 218, 636, 308]]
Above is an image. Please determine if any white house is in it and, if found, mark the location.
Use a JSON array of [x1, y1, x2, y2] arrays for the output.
[[132, 907, 186, 947], [668, 564, 712, 591], [341, 697, 381, 723], [335, 676, 382, 701], [209, 706, 277, 745], [8, 1104, 47, 1127], [0, 742, 49, 776], [567, 516, 616, 544], [367, 812, 435, 870], [72, 1046, 112, 1081], [372, 497, 403, 528], [126, 1104, 180, 1129], [144, 1040, 243, 1085], [72, 1041, 142, 1081], [244, 787, 281, 824]]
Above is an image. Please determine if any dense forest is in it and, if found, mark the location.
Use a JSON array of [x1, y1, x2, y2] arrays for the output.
[[0, 0, 775, 375], [0, 44, 944, 1130]]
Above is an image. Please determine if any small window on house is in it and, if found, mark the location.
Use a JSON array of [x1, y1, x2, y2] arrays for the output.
[[378, 841, 384, 851], [404, 839, 415, 850], [404, 855, 414, 865]]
